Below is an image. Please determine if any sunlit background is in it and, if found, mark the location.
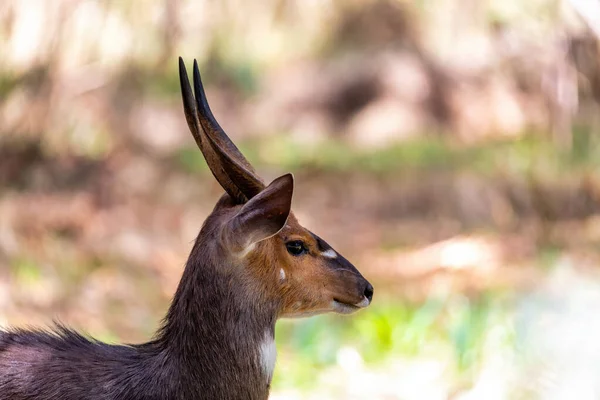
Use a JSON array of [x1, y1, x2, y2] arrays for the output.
[[2, 0, 600, 398]]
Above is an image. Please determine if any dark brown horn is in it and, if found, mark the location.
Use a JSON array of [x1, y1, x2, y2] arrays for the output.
[[178, 58, 264, 203], [192, 60, 265, 199], [191, 60, 257, 175]]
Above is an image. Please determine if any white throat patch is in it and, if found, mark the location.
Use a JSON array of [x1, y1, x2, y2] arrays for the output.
[[259, 332, 277, 382]]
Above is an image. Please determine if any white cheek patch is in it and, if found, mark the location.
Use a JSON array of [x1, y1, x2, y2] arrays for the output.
[[321, 249, 337, 259], [259, 332, 277, 382], [279, 268, 286, 282]]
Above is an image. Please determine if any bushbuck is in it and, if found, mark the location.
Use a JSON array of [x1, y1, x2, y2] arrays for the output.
[[0, 58, 374, 400]]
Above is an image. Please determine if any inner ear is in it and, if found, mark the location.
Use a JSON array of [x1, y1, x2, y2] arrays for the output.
[[223, 173, 293, 253]]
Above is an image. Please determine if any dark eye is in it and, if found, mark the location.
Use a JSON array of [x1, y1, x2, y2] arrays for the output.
[[286, 240, 307, 256]]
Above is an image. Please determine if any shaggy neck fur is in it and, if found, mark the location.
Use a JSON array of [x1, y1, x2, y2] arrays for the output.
[[0, 206, 280, 400], [154, 214, 279, 399]]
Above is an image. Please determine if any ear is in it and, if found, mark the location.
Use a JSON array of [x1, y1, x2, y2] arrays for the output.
[[223, 173, 294, 253]]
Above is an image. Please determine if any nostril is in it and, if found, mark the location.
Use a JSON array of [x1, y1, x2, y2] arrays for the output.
[[363, 282, 374, 302]]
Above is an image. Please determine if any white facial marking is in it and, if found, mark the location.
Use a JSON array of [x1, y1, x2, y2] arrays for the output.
[[279, 268, 286, 282], [260, 332, 277, 382], [321, 249, 337, 259]]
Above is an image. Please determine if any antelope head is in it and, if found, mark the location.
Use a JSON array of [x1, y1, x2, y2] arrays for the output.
[[179, 58, 373, 318]]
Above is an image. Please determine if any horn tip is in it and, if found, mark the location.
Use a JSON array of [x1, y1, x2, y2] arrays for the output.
[[193, 59, 201, 82], [178, 57, 187, 76]]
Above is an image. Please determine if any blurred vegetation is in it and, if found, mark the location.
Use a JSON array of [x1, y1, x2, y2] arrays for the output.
[[2, 0, 600, 398], [178, 132, 600, 176]]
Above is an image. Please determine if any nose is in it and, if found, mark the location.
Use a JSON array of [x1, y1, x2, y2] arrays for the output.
[[363, 282, 374, 303]]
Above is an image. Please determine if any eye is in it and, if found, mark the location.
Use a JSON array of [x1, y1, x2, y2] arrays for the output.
[[286, 240, 307, 256]]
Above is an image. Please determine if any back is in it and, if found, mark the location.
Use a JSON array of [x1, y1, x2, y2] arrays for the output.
[[0, 328, 172, 400]]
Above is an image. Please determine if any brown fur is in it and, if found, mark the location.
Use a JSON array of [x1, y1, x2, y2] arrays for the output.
[[0, 59, 373, 400], [243, 213, 370, 318]]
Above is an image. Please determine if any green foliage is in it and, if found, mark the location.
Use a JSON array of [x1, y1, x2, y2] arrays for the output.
[[0, 71, 19, 98], [448, 296, 491, 371], [176, 147, 210, 173], [273, 293, 515, 392], [176, 133, 600, 179], [144, 66, 182, 99], [11, 257, 42, 286]]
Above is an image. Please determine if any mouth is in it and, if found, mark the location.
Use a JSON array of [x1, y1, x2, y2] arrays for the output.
[[332, 297, 370, 314]]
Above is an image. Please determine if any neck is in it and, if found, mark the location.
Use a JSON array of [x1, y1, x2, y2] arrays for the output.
[[154, 236, 278, 398]]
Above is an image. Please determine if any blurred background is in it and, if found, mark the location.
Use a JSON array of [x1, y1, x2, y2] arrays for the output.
[[2, 0, 600, 398]]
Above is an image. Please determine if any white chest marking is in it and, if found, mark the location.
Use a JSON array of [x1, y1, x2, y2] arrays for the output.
[[321, 249, 337, 259], [259, 333, 277, 382], [279, 268, 286, 281]]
